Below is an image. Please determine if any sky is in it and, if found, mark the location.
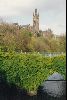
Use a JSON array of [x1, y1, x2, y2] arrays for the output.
[[0, 0, 66, 35]]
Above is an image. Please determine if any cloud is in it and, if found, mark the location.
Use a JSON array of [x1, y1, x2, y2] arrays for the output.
[[0, 0, 65, 15], [0, 0, 34, 16], [0, 0, 66, 35], [0, 0, 65, 16]]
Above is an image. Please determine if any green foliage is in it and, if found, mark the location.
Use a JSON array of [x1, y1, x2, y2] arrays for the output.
[[0, 23, 66, 52], [51, 55, 66, 79], [0, 23, 66, 92], [0, 51, 66, 92]]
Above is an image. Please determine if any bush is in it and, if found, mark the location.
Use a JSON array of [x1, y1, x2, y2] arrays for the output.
[[0, 51, 66, 92]]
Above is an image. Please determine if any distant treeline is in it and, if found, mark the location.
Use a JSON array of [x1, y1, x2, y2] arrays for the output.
[[0, 23, 66, 52]]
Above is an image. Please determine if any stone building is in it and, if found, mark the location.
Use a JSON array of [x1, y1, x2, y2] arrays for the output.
[[33, 9, 39, 34], [20, 9, 39, 35], [42, 28, 54, 38], [12, 9, 54, 37]]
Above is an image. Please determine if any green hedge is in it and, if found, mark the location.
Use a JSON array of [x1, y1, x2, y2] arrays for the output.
[[0, 51, 66, 92]]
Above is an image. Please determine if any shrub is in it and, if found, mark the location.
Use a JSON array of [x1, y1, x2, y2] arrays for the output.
[[0, 51, 66, 92]]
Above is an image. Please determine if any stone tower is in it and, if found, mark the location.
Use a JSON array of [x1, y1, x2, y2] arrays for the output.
[[33, 9, 39, 34]]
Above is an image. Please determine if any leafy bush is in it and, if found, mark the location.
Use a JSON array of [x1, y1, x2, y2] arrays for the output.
[[0, 51, 66, 92]]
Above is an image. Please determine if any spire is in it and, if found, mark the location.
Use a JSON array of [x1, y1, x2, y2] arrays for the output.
[[38, 12, 39, 16], [35, 9, 37, 15], [33, 12, 34, 16]]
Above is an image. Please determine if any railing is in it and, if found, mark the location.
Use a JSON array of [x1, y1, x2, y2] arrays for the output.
[[40, 52, 66, 57]]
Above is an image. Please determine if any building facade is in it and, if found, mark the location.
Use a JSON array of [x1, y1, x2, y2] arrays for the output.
[[13, 9, 54, 37], [33, 9, 39, 34]]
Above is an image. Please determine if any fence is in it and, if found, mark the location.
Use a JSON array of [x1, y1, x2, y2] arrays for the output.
[[40, 52, 65, 57]]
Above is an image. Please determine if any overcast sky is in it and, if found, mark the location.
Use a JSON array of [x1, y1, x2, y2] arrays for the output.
[[0, 0, 66, 35]]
